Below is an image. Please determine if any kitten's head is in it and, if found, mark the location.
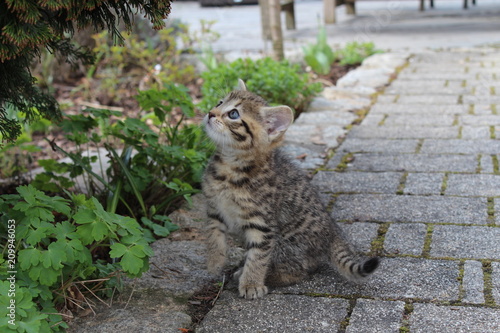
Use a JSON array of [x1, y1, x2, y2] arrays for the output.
[[203, 80, 294, 152]]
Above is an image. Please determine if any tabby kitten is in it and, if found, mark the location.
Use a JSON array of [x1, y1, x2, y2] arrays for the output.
[[202, 80, 379, 299]]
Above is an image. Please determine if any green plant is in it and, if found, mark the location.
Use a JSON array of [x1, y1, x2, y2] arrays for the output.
[[0, 184, 154, 332], [302, 25, 335, 75], [33, 83, 211, 231], [199, 57, 322, 117], [336, 41, 381, 66], [0, 0, 173, 142]]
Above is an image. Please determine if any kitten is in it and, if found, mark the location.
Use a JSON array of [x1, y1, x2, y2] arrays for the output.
[[202, 80, 379, 299]]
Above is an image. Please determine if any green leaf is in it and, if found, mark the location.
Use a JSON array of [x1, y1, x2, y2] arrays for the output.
[[18, 248, 42, 270], [109, 243, 127, 258]]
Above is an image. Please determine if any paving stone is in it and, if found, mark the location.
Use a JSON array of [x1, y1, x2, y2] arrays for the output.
[[331, 194, 488, 224], [463, 95, 500, 104], [197, 292, 349, 333], [337, 68, 392, 89], [404, 173, 444, 195], [420, 139, 500, 154], [386, 85, 469, 96], [461, 114, 500, 126], [281, 144, 326, 170], [361, 113, 385, 126], [346, 299, 405, 333], [375, 94, 397, 103], [473, 104, 498, 115], [431, 225, 500, 259], [496, 199, 500, 226], [480, 155, 495, 174], [492, 262, 500, 305], [312, 171, 401, 194], [446, 174, 500, 196], [285, 124, 323, 145], [396, 95, 459, 105], [338, 139, 419, 154], [338, 222, 380, 253], [349, 126, 458, 139], [461, 126, 492, 139], [384, 223, 427, 256], [387, 80, 446, 89], [295, 110, 357, 127], [361, 52, 409, 70], [397, 73, 470, 80], [462, 260, 485, 304], [383, 114, 455, 126], [347, 153, 477, 173], [322, 125, 348, 148], [279, 258, 459, 301], [410, 303, 500, 333], [370, 104, 468, 115]]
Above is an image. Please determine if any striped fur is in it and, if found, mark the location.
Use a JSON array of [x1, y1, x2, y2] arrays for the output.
[[202, 83, 379, 299]]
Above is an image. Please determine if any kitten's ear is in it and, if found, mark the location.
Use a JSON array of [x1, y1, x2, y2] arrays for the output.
[[260, 106, 294, 141], [237, 79, 247, 91]]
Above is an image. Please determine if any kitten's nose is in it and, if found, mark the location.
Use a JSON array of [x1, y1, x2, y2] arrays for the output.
[[208, 112, 215, 119]]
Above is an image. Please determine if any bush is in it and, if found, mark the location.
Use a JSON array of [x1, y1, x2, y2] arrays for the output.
[[0, 185, 155, 332], [199, 57, 322, 117]]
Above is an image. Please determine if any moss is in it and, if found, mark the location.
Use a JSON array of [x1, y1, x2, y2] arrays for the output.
[[440, 173, 449, 195], [370, 223, 390, 256], [457, 261, 466, 302], [415, 139, 424, 154], [397, 172, 408, 195], [457, 95, 463, 104], [491, 86, 496, 95], [458, 126, 463, 139], [491, 104, 497, 115], [490, 126, 496, 139], [487, 198, 495, 226], [421, 224, 434, 258], [378, 114, 388, 126], [468, 104, 475, 115], [492, 155, 499, 175], [335, 153, 354, 172], [482, 261, 496, 307], [399, 302, 414, 333]]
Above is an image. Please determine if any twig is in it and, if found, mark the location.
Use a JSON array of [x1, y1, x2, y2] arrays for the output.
[[211, 275, 225, 306], [79, 101, 124, 112], [123, 279, 136, 310]]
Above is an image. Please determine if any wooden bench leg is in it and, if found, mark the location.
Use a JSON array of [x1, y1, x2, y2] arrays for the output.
[[419, 0, 424, 11], [464, 0, 468, 9], [430, 0, 434, 8], [324, 0, 336, 24], [282, 3, 296, 30], [345, 0, 355, 15]]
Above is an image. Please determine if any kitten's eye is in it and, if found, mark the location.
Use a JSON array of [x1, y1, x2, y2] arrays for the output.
[[216, 100, 223, 107], [228, 109, 240, 120]]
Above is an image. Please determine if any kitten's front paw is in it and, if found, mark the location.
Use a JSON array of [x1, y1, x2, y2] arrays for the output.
[[207, 254, 225, 276], [239, 283, 268, 299]]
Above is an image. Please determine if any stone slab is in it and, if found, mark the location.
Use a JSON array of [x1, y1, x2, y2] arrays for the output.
[[446, 174, 500, 196], [396, 95, 459, 105], [462, 260, 485, 304], [496, 199, 500, 226], [404, 173, 444, 196], [431, 225, 500, 259], [461, 114, 500, 126], [338, 139, 419, 154], [348, 126, 458, 139], [369, 104, 468, 115], [461, 126, 492, 139], [281, 144, 326, 170], [346, 299, 405, 333], [294, 110, 357, 127], [480, 155, 495, 174], [196, 292, 349, 333], [312, 171, 401, 194], [338, 222, 380, 253], [493, 262, 500, 305], [346, 153, 477, 173], [279, 258, 459, 302], [410, 303, 500, 333], [420, 139, 500, 154], [383, 114, 455, 126], [384, 223, 427, 256], [331, 194, 488, 224]]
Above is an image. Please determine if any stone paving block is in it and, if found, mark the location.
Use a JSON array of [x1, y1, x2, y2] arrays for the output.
[[338, 139, 419, 154], [397, 72, 470, 80], [295, 110, 357, 127], [322, 125, 348, 148], [370, 104, 468, 115], [397, 95, 459, 105], [446, 174, 500, 196], [461, 114, 500, 126], [383, 114, 455, 126], [197, 292, 349, 333], [349, 126, 458, 139], [431, 225, 500, 259], [375, 94, 397, 103], [308, 97, 351, 112], [462, 260, 485, 304], [461, 126, 492, 139], [420, 139, 500, 154], [281, 144, 326, 170], [463, 95, 500, 104], [346, 299, 405, 333], [279, 258, 459, 301], [386, 85, 469, 95], [404, 173, 444, 196], [331, 194, 488, 224], [386, 79, 446, 89], [312, 171, 401, 194], [473, 104, 497, 115], [347, 153, 477, 173], [384, 223, 427, 256], [361, 113, 385, 126], [338, 222, 380, 253], [481, 155, 494, 174], [496, 199, 500, 226], [409, 303, 500, 333], [492, 262, 500, 305]]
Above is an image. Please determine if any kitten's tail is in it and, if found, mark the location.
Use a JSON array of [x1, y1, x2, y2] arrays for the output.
[[330, 237, 380, 281]]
